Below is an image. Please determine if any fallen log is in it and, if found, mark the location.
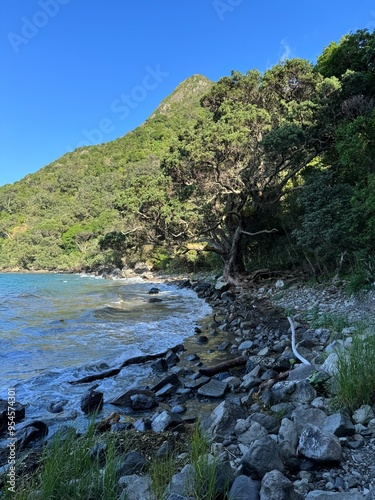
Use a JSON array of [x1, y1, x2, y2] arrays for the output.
[[69, 344, 185, 385], [199, 356, 247, 377]]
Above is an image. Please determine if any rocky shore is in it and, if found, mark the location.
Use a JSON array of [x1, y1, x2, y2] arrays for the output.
[[1, 271, 375, 499]]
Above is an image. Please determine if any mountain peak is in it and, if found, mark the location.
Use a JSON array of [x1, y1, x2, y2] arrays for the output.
[[150, 74, 213, 118]]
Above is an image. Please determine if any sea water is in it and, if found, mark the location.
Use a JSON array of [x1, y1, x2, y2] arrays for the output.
[[0, 273, 211, 423]]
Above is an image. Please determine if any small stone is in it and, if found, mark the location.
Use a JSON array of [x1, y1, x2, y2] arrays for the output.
[[195, 336, 209, 344], [352, 405, 374, 425], [238, 340, 254, 350]]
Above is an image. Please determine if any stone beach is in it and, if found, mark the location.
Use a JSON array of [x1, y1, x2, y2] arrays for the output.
[[1, 272, 375, 499]]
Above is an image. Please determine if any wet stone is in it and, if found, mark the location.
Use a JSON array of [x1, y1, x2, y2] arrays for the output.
[[198, 378, 228, 398]]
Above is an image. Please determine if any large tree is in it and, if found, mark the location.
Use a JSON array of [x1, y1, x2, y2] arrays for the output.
[[163, 61, 333, 280]]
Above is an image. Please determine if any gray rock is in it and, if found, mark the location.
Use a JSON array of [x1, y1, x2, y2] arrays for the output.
[[215, 278, 230, 292], [165, 350, 180, 368], [278, 418, 298, 466], [133, 418, 152, 432], [260, 469, 300, 499], [241, 436, 285, 478], [171, 405, 186, 414], [270, 381, 297, 403], [320, 353, 339, 376], [151, 411, 183, 433], [200, 400, 246, 442], [288, 364, 317, 381], [352, 405, 374, 424], [164, 464, 196, 498], [303, 328, 330, 344], [197, 378, 228, 398], [305, 491, 365, 499], [155, 383, 175, 397], [249, 412, 280, 434], [291, 407, 327, 436], [366, 486, 375, 499], [238, 340, 254, 350], [293, 478, 311, 496], [291, 380, 317, 404], [237, 421, 268, 446], [155, 439, 175, 459], [110, 388, 156, 408], [116, 451, 148, 477], [323, 412, 355, 437], [152, 374, 181, 393], [80, 390, 103, 414], [271, 380, 317, 404], [16, 420, 48, 450], [298, 424, 342, 463], [130, 393, 158, 411], [118, 474, 156, 500], [185, 375, 210, 390], [196, 335, 209, 344], [240, 373, 262, 390], [151, 358, 168, 371], [228, 475, 260, 500]]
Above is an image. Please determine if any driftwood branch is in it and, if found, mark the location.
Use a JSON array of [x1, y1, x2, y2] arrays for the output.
[[241, 228, 278, 237], [69, 344, 185, 385], [199, 356, 247, 377], [287, 317, 311, 365]]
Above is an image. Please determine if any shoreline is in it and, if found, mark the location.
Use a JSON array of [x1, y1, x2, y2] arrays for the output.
[[2, 272, 375, 497]]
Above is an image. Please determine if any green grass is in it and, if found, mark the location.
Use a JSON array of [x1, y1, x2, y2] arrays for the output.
[[302, 306, 349, 338], [334, 329, 375, 412], [149, 452, 176, 499], [1, 422, 232, 500], [191, 424, 229, 500], [3, 425, 120, 500]]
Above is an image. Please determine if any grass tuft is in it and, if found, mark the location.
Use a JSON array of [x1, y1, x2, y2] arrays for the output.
[[334, 328, 375, 412]]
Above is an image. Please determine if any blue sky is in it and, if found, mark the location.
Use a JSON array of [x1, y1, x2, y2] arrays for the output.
[[1, 0, 374, 187]]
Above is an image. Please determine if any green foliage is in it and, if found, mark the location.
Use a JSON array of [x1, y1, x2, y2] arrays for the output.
[[334, 330, 375, 411], [293, 170, 356, 269], [317, 29, 375, 79]]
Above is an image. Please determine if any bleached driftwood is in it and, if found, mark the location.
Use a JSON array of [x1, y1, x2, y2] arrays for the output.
[[287, 316, 311, 365]]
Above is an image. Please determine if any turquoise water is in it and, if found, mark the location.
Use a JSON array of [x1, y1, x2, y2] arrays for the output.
[[0, 273, 211, 420]]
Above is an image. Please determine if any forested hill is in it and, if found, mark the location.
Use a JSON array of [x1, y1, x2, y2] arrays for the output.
[[0, 74, 213, 271], [1, 29, 375, 290]]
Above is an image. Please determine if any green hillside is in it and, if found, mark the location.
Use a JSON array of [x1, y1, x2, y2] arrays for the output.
[[0, 75, 213, 271]]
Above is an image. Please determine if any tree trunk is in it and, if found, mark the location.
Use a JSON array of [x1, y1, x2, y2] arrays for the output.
[[223, 226, 245, 282]]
